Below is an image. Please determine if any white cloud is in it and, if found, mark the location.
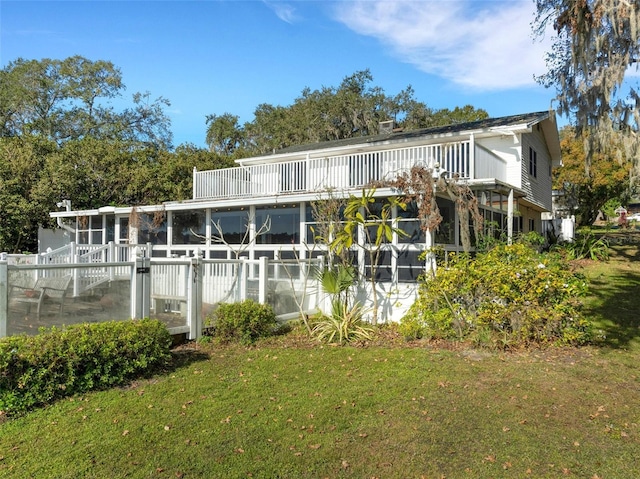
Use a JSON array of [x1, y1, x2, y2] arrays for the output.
[[333, 0, 555, 91], [263, 1, 299, 24]]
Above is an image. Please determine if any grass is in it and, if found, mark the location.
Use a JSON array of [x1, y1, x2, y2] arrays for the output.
[[1, 241, 639, 478]]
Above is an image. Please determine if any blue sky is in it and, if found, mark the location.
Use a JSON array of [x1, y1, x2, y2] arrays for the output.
[[1, 0, 560, 148]]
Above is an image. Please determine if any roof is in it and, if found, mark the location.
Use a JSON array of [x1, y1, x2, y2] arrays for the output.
[[235, 110, 559, 167], [270, 111, 552, 155]]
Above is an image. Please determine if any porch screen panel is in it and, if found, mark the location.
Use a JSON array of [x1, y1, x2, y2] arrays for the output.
[[396, 249, 424, 282], [172, 211, 206, 245], [137, 213, 167, 245], [211, 209, 248, 245], [364, 248, 392, 282], [255, 205, 300, 245], [434, 199, 455, 245]]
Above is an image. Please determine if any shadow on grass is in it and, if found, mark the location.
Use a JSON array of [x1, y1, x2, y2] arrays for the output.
[[167, 346, 210, 371], [584, 243, 640, 349]]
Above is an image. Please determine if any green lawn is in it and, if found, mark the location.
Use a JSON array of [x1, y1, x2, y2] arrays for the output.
[[0, 241, 639, 479]]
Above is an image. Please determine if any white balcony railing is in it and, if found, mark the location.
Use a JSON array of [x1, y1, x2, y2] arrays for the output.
[[193, 141, 494, 201]]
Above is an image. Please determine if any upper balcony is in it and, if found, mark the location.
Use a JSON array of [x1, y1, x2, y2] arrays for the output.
[[193, 140, 508, 201]]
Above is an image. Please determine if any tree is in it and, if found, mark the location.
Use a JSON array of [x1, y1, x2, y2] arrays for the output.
[[330, 190, 407, 325], [217, 70, 488, 156], [0, 56, 172, 149], [534, 0, 640, 171], [205, 113, 246, 156], [554, 126, 633, 225], [0, 136, 57, 252]]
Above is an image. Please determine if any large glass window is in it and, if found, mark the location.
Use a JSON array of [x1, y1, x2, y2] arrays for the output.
[[211, 208, 248, 244], [172, 211, 206, 245], [398, 198, 455, 245], [435, 199, 455, 245], [137, 213, 167, 245], [397, 249, 424, 282], [119, 218, 129, 243], [364, 248, 392, 282], [106, 216, 115, 243], [397, 201, 425, 244], [305, 201, 348, 244], [255, 205, 300, 245]]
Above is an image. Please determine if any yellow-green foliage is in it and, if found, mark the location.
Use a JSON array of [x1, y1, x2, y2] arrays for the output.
[[401, 244, 591, 347]]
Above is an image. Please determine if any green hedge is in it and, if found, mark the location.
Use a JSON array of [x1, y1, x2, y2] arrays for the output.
[[206, 300, 277, 345], [0, 319, 172, 417]]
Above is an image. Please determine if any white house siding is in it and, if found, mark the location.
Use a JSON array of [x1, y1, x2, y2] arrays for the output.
[[521, 128, 553, 212], [475, 136, 522, 187]]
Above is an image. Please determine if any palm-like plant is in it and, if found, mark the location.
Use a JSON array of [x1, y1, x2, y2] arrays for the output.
[[313, 263, 372, 344], [312, 301, 372, 345], [316, 264, 356, 308]]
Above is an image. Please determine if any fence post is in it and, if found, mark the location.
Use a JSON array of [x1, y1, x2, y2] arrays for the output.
[[0, 253, 8, 338], [131, 248, 151, 319], [71, 242, 80, 296], [258, 256, 269, 304], [239, 257, 248, 302], [108, 241, 115, 281], [315, 255, 329, 316], [188, 249, 204, 340]]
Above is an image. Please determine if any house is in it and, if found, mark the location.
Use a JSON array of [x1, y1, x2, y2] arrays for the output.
[[47, 110, 561, 322]]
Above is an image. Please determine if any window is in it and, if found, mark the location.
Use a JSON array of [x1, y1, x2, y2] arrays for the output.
[[211, 208, 248, 244], [397, 249, 424, 282], [529, 147, 537, 178], [364, 248, 392, 282], [255, 204, 300, 245], [172, 211, 206, 245], [137, 213, 167, 245], [529, 218, 535, 232]]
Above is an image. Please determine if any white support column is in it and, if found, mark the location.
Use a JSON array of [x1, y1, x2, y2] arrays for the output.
[[469, 133, 475, 180], [391, 203, 399, 285], [192, 167, 198, 199], [71, 242, 80, 297], [507, 189, 514, 245], [258, 256, 269, 304], [299, 202, 307, 259], [239, 257, 248, 302], [108, 241, 116, 282], [205, 208, 212, 249], [357, 207, 366, 280], [248, 205, 256, 261], [166, 211, 173, 257], [424, 226, 436, 277]]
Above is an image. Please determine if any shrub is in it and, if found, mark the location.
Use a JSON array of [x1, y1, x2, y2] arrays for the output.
[[312, 301, 372, 345], [401, 244, 592, 348], [207, 300, 277, 345], [556, 230, 610, 261], [0, 319, 172, 417]]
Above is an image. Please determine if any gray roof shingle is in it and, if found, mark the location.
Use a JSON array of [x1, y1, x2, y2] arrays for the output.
[[271, 111, 551, 155]]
